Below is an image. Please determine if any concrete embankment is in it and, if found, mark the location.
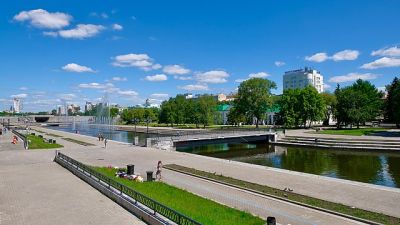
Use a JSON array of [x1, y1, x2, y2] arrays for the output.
[[276, 136, 400, 151]]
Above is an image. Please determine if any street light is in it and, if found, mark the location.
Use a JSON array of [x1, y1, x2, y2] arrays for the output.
[[145, 117, 152, 146], [131, 118, 139, 145]]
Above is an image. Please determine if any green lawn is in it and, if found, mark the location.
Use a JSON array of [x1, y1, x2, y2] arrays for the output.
[[94, 167, 265, 225], [27, 135, 63, 149], [164, 164, 400, 225], [318, 128, 389, 136]]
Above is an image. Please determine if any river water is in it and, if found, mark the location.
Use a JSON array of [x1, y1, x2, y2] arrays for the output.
[[48, 125, 400, 188]]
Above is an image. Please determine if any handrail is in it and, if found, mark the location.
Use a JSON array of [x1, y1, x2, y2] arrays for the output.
[[55, 152, 202, 225], [12, 129, 28, 149]]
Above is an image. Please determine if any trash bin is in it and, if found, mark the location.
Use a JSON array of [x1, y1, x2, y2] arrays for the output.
[[127, 164, 135, 175], [146, 171, 153, 182], [266, 217, 276, 225]]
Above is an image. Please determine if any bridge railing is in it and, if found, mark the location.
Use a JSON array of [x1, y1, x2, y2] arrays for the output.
[[55, 152, 202, 225]]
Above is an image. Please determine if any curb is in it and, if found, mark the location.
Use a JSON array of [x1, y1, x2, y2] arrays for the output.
[[165, 166, 384, 225]]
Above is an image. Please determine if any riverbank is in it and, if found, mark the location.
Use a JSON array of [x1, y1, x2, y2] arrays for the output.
[[32, 126, 400, 219]]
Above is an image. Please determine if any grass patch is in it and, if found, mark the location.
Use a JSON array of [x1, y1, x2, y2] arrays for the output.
[[164, 164, 400, 225], [62, 138, 95, 146], [318, 128, 389, 136], [27, 135, 63, 149], [94, 167, 265, 225]]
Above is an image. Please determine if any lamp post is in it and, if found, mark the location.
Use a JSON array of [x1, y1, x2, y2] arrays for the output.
[[145, 117, 152, 146], [131, 118, 139, 145]]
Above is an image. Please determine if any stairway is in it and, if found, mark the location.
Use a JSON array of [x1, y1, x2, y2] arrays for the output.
[[276, 136, 400, 151]]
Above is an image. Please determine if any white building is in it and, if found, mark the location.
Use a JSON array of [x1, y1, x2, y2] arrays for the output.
[[283, 67, 324, 93], [13, 98, 21, 113]]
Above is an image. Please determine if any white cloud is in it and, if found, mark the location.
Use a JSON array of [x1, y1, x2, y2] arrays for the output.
[[248, 72, 269, 78], [78, 82, 114, 89], [328, 73, 378, 83], [117, 90, 138, 96], [275, 61, 285, 67], [112, 23, 123, 31], [361, 57, 400, 69], [332, 50, 360, 61], [196, 70, 229, 83], [112, 53, 159, 71], [11, 93, 28, 98], [62, 63, 95, 73], [112, 76, 127, 81], [19, 87, 28, 90], [58, 93, 76, 101], [323, 84, 332, 90], [179, 84, 209, 91], [13, 9, 72, 29], [371, 46, 400, 57], [150, 93, 169, 98], [43, 31, 58, 37], [174, 75, 192, 80], [305, 52, 329, 62], [101, 13, 108, 19], [235, 79, 247, 83], [163, 65, 190, 75], [306, 50, 359, 62], [57, 24, 105, 39], [145, 74, 167, 82]]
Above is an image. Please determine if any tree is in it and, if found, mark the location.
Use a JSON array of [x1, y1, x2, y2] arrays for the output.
[[335, 79, 382, 128], [197, 95, 217, 128], [227, 106, 246, 126], [279, 88, 301, 127], [235, 78, 277, 128], [321, 92, 337, 126], [110, 107, 119, 118], [385, 77, 400, 128], [159, 99, 176, 126]]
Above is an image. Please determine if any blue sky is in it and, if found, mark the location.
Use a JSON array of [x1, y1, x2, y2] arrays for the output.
[[1, 0, 400, 112]]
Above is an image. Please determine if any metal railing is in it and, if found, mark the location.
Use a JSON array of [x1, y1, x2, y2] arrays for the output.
[[12, 129, 28, 149], [55, 152, 202, 225]]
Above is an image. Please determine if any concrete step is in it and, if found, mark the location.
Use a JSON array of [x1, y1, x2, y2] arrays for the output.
[[279, 139, 400, 148], [283, 136, 400, 145], [276, 141, 400, 151]]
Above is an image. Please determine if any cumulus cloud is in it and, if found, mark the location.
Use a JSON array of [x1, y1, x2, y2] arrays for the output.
[[328, 73, 378, 83], [361, 57, 400, 69], [112, 23, 123, 31], [306, 50, 359, 62], [145, 74, 167, 82], [13, 9, 72, 29], [371, 46, 400, 57], [179, 84, 209, 91], [274, 61, 285, 67], [78, 82, 114, 89], [112, 53, 160, 71], [117, 90, 138, 96], [174, 75, 192, 80], [112, 76, 127, 81], [11, 93, 28, 98], [305, 52, 329, 62], [62, 63, 95, 73], [163, 65, 190, 75], [248, 72, 269, 78], [150, 93, 169, 98], [58, 93, 76, 101], [195, 70, 229, 83], [332, 50, 360, 61], [235, 79, 247, 83], [57, 24, 105, 39]]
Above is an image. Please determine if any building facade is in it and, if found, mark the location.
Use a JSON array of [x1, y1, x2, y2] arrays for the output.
[[283, 67, 324, 93]]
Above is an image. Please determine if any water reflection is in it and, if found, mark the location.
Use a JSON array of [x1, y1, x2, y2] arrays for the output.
[[178, 143, 400, 188]]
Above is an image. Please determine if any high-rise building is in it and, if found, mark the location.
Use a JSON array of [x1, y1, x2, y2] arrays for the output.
[[283, 67, 324, 93], [13, 98, 21, 113]]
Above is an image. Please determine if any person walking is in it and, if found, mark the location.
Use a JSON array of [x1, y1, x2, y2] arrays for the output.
[[156, 161, 163, 181], [104, 138, 108, 148], [98, 133, 101, 141]]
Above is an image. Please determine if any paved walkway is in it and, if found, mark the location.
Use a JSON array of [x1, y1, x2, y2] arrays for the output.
[[0, 129, 24, 152], [0, 131, 145, 225], [4, 126, 400, 224]]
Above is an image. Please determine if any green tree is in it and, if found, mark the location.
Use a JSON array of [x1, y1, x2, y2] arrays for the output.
[[110, 107, 119, 118], [320, 92, 337, 126], [335, 79, 382, 128], [385, 77, 400, 128], [300, 86, 326, 127], [279, 88, 302, 127], [235, 78, 277, 128], [159, 99, 176, 126], [174, 95, 187, 125], [227, 106, 246, 126], [197, 95, 217, 128]]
